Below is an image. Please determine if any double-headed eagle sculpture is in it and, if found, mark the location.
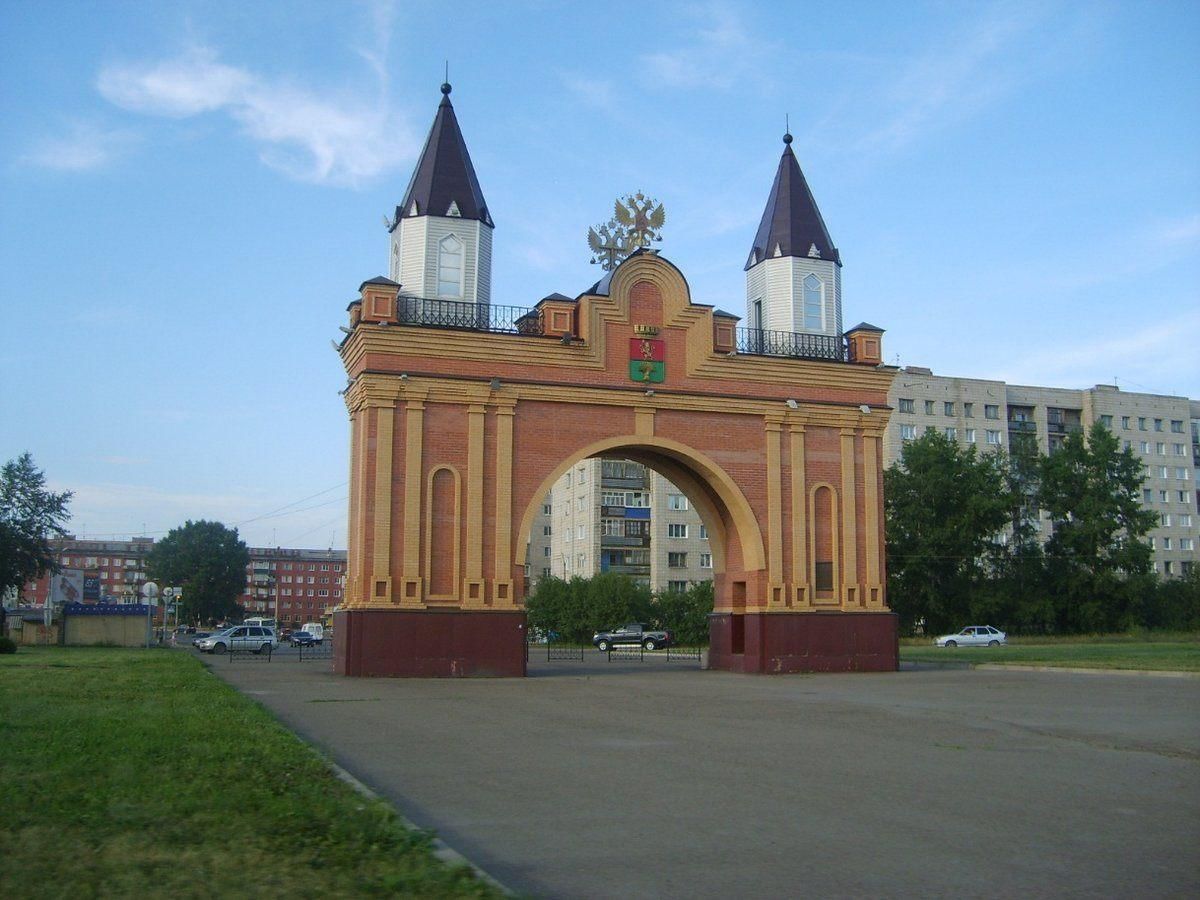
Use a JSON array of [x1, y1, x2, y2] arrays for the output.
[[587, 191, 667, 270]]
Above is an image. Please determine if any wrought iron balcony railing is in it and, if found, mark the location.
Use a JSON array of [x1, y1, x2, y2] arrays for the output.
[[394, 296, 545, 336], [735, 327, 846, 362]]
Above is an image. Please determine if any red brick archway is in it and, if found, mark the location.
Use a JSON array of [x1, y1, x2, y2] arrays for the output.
[[334, 252, 898, 676]]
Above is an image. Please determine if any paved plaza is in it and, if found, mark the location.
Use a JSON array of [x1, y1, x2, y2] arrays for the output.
[[213, 654, 1200, 899]]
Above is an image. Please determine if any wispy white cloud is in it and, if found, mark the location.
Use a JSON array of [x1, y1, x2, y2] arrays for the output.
[[96, 24, 412, 187], [19, 120, 138, 171], [560, 74, 619, 113], [857, 5, 1050, 155], [982, 310, 1200, 395], [640, 2, 762, 91], [1151, 213, 1200, 247]]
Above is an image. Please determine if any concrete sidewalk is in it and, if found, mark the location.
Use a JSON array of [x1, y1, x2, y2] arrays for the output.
[[212, 654, 1200, 899]]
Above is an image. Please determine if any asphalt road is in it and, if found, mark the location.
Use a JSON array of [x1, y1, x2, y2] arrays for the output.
[[212, 654, 1200, 899]]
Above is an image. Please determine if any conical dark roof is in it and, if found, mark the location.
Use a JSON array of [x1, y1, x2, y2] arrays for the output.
[[745, 138, 839, 270], [393, 84, 492, 230]]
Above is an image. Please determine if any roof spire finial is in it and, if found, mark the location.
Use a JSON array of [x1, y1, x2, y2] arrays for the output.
[[441, 61, 451, 95], [783, 113, 792, 145]]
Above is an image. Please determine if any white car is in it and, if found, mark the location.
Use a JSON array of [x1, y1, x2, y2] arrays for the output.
[[934, 625, 1006, 648], [195, 625, 278, 654]]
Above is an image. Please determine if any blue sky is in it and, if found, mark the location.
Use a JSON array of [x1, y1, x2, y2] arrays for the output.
[[2, 0, 1197, 549]]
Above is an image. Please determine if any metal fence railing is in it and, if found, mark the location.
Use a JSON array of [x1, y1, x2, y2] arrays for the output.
[[395, 297, 546, 336], [735, 327, 845, 362], [296, 640, 333, 661]]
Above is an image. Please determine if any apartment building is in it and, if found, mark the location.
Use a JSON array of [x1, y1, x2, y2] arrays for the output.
[[888, 369, 1198, 576], [16, 536, 347, 622], [531, 459, 711, 592]]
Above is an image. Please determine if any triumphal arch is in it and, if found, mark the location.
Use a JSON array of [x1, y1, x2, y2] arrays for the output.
[[334, 251, 897, 676]]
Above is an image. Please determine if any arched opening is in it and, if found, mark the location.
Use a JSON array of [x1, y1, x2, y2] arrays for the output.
[[515, 436, 766, 638]]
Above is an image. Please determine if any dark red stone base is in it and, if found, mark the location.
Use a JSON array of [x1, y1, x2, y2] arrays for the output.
[[334, 608, 527, 677], [708, 611, 898, 674]]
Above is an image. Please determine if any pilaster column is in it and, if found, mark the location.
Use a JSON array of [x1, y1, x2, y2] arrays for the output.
[[399, 390, 427, 607], [369, 402, 395, 605], [765, 416, 786, 608], [492, 399, 517, 607], [863, 427, 884, 608], [789, 422, 809, 609], [839, 427, 861, 609], [463, 403, 487, 607]]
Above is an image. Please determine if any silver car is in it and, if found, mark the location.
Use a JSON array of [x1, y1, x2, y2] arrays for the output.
[[195, 625, 278, 654], [934, 625, 1006, 648]]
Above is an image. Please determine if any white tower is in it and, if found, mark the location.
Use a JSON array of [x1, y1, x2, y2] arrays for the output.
[[388, 82, 493, 306], [745, 133, 841, 338]]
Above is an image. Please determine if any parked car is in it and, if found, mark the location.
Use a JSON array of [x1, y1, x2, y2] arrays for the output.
[[289, 630, 319, 647], [195, 625, 278, 655], [592, 623, 673, 651], [934, 626, 1006, 648]]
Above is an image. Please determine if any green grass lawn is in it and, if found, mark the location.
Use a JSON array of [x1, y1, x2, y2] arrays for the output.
[[900, 634, 1200, 671], [0, 647, 501, 899]]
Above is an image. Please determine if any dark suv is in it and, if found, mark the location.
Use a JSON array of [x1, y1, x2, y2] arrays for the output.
[[592, 623, 672, 651]]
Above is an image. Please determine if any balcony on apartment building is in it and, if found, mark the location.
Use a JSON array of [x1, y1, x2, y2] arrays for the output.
[[1007, 406, 1037, 435], [1046, 407, 1083, 435], [601, 460, 648, 491]]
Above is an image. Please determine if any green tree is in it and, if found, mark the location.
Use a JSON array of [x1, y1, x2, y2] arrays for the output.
[[146, 520, 249, 624], [0, 453, 73, 605], [523, 572, 653, 644], [885, 430, 1012, 635], [652, 580, 713, 645], [981, 436, 1053, 632], [1037, 423, 1157, 632]]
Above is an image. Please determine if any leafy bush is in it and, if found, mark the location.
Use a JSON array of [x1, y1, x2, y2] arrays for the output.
[[0, 635, 17, 653], [525, 574, 712, 645]]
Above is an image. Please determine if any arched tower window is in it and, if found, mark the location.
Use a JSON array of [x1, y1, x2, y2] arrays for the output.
[[803, 273, 823, 330], [437, 234, 464, 298]]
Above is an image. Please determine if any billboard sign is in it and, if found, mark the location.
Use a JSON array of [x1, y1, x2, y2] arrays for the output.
[[83, 575, 101, 601], [51, 569, 85, 606]]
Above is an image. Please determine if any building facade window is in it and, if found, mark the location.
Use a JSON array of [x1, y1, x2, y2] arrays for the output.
[[945, 427, 957, 440], [667, 523, 688, 538], [437, 234, 464, 297], [698, 525, 708, 540], [924, 400, 935, 415], [668, 494, 689, 511], [667, 552, 687, 568], [964, 402, 974, 418], [985, 404, 999, 419], [944, 402, 955, 416], [668, 580, 689, 593], [1170, 419, 1184, 433], [901, 424, 916, 441], [700, 553, 712, 568], [1100, 415, 1113, 429], [965, 429, 976, 443], [899, 398, 914, 413], [1121, 416, 1130, 429], [803, 274, 823, 330], [986, 430, 1002, 445]]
